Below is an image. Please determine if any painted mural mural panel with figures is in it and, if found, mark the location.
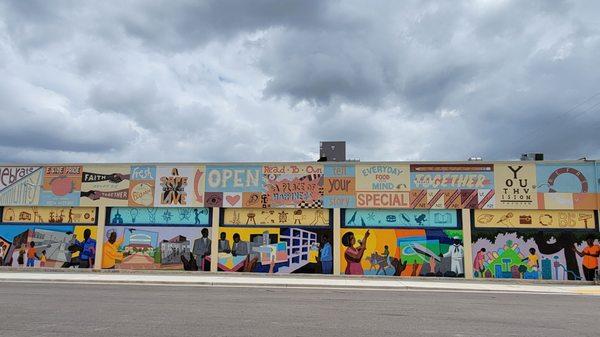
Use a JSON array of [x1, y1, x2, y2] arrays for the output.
[[0, 206, 98, 269], [103, 207, 211, 270], [472, 210, 600, 281], [340, 209, 464, 277], [219, 208, 333, 274]]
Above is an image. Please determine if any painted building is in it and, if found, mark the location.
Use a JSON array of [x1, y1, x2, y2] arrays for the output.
[[0, 160, 597, 280]]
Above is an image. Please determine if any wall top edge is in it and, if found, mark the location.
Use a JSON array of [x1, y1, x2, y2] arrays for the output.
[[0, 160, 598, 166]]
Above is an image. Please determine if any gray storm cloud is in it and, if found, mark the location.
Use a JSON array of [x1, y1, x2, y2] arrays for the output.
[[0, 0, 598, 163]]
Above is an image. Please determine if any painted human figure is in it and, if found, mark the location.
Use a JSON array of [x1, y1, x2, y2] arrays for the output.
[[102, 230, 124, 269], [573, 235, 600, 281], [74, 229, 96, 268], [342, 231, 370, 275], [443, 237, 464, 276], [193, 208, 203, 225], [473, 248, 487, 276], [218, 232, 231, 253], [192, 228, 211, 271], [521, 248, 539, 271], [319, 235, 333, 274]]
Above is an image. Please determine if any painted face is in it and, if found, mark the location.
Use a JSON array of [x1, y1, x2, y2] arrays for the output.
[[109, 232, 117, 244], [350, 235, 356, 246]]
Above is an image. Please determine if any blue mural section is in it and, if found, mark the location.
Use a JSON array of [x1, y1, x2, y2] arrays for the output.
[[130, 166, 156, 181], [108, 207, 210, 226], [535, 163, 597, 193], [344, 209, 459, 228]]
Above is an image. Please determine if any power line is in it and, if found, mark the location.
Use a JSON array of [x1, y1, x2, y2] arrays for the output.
[[513, 89, 600, 149]]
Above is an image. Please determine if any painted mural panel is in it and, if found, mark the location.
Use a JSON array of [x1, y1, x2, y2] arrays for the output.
[[2, 206, 96, 224], [472, 229, 600, 281], [355, 164, 410, 208], [223, 208, 329, 226], [205, 165, 263, 208], [39, 166, 82, 206], [535, 163, 597, 210], [217, 226, 333, 274], [205, 165, 262, 193], [103, 226, 212, 270], [339, 228, 464, 277], [109, 207, 209, 226], [128, 165, 156, 207], [0, 166, 43, 206], [263, 164, 324, 208], [104, 206, 210, 270], [494, 163, 537, 209], [474, 209, 595, 229], [472, 209, 599, 281], [323, 165, 356, 208], [80, 165, 130, 206], [154, 165, 205, 207], [344, 209, 458, 228], [410, 164, 494, 209], [0, 207, 98, 268]]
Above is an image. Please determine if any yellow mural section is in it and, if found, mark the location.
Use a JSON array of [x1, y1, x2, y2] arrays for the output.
[[223, 208, 329, 226], [474, 209, 596, 229], [2, 206, 97, 224]]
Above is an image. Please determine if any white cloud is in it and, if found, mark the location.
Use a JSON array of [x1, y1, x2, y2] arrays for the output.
[[0, 0, 599, 164]]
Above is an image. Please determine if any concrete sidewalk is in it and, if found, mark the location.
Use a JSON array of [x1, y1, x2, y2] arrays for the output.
[[0, 270, 598, 296]]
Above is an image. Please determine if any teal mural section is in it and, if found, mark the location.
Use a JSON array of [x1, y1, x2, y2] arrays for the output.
[[108, 207, 210, 226], [344, 209, 459, 228]]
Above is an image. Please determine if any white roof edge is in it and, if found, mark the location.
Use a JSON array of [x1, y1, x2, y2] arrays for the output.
[[0, 159, 597, 166]]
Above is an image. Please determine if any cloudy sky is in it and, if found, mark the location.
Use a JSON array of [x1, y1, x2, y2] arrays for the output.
[[1, 0, 599, 164]]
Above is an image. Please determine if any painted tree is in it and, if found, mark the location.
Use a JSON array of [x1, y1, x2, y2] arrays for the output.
[[532, 231, 579, 280]]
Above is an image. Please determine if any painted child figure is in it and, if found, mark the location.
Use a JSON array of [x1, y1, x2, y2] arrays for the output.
[[40, 250, 47, 267]]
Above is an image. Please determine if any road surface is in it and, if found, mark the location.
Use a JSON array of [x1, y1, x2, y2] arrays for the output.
[[0, 281, 598, 336]]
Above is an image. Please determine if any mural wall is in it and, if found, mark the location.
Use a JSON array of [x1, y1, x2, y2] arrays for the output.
[[103, 207, 211, 270], [471, 209, 600, 281], [219, 208, 332, 274], [340, 209, 464, 277], [0, 206, 98, 268], [0, 161, 596, 210]]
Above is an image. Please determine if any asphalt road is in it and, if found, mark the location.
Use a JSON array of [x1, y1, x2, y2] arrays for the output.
[[0, 282, 598, 337]]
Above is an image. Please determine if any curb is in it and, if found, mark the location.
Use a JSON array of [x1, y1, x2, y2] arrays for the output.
[[1, 273, 598, 296], [0, 267, 595, 286]]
